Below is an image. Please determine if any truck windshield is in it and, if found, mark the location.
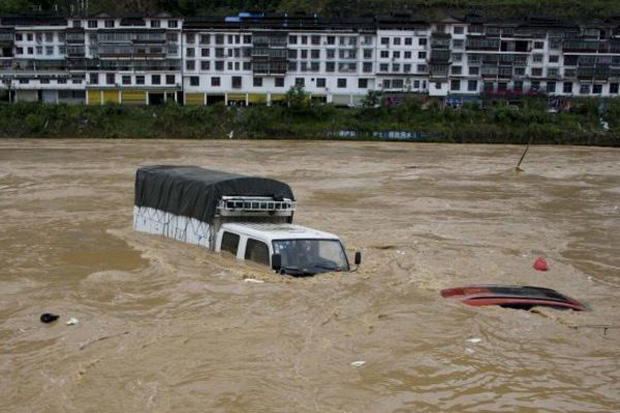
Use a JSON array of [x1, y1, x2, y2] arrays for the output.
[[272, 239, 349, 275]]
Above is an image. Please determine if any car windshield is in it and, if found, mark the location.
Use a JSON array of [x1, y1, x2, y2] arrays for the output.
[[272, 239, 348, 276]]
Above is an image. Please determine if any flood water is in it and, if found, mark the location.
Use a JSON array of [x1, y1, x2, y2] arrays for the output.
[[1, 139, 619, 412]]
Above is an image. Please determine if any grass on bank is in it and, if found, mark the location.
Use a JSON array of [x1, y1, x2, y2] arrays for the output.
[[0, 92, 618, 146]]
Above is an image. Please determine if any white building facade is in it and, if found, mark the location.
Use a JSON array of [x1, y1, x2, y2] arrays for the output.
[[2, 12, 620, 104]]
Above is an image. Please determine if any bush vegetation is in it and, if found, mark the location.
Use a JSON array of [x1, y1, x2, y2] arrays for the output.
[[1, 92, 619, 146]]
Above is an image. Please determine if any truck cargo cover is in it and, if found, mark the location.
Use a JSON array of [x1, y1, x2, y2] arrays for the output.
[[135, 165, 295, 223]]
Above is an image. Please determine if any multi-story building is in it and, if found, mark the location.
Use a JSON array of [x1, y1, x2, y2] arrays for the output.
[[2, 12, 620, 105]]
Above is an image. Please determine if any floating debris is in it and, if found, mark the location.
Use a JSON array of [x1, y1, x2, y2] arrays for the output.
[[466, 338, 482, 344], [66, 317, 79, 326], [351, 360, 366, 367], [40, 313, 59, 324], [244, 278, 265, 284]]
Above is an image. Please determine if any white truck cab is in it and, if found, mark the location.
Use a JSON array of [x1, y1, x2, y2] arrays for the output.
[[215, 222, 353, 276], [133, 166, 361, 276]]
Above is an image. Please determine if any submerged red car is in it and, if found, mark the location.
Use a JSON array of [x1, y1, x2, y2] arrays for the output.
[[441, 285, 588, 311]]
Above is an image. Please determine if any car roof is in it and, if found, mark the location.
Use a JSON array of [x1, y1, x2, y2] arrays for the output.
[[221, 222, 341, 242]]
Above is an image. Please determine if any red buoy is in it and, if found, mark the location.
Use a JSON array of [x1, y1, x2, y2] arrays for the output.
[[534, 257, 549, 271]]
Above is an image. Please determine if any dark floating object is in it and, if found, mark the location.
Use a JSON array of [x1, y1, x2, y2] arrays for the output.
[[40, 313, 60, 323], [441, 285, 588, 312]]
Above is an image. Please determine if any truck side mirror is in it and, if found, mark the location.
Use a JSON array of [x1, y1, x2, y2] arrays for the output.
[[271, 253, 282, 271], [354, 251, 362, 265]]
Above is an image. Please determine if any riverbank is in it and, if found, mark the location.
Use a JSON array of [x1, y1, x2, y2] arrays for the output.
[[1, 98, 618, 146]]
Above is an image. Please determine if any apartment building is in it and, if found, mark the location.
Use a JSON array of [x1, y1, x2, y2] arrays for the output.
[[2, 12, 620, 105]]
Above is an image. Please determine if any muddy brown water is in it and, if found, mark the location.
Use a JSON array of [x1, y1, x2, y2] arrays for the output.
[[1, 139, 619, 412]]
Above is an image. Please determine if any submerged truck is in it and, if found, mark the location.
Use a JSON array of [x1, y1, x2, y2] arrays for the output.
[[133, 165, 360, 276]]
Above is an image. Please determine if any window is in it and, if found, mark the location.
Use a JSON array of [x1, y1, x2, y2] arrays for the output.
[[452, 66, 462, 75], [326, 36, 335, 45], [393, 37, 401, 45], [45, 33, 53, 42], [168, 20, 178, 28], [295, 78, 304, 87], [215, 48, 224, 58], [532, 68, 543, 77], [15, 33, 22, 41], [253, 77, 262, 87], [152, 74, 161, 85], [337, 78, 347, 88], [40, 78, 50, 84], [186, 47, 195, 57], [404, 64, 411, 73], [122, 75, 131, 85], [531, 81, 541, 91], [105, 20, 114, 28], [36, 46, 42, 55], [380, 63, 388, 71], [326, 62, 335, 72], [151, 20, 160, 28], [453, 39, 464, 48], [211, 77, 220, 86], [45, 46, 53, 55], [215, 34, 224, 44], [227, 62, 233, 70], [547, 82, 556, 93], [215, 61, 224, 71], [167, 33, 178, 42], [514, 67, 525, 76], [418, 51, 426, 59], [311, 35, 320, 45], [166, 75, 175, 85], [88, 20, 97, 28], [549, 55, 559, 63], [404, 51, 411, 59], [533, 54, 543, 63], [19, 79, 29, 84], [301, 49, 307, 59], [364, 49, 372, 59], [419, 38, 427, 46], [610, 83, 619, 94], [89, 73, 98, 84], [275, 77, 284, 87], [563, 82, 573, 94], [381, 37, 389, 45], [363, 62, 372, 72], [16, 47, 23, 54], [190, 76, 199, 86], [358, 78, 368, 88], [136, 75, 145, 85], [533, 41, 544, 49], [383, 80, 391, 89], [405, 37, 412, 45], [311, 49, 320, 59], [200, 61, 210, 71], [452, 53, 462, 62], [243, 62, 251, 70], [468, 80, 478, 91], [454, 26, 464, 34], [227, 35, 233, 44], [186, 60, 195, 71], [232, 76, 242, 88], [245, 239, 270, 266], [288, 35, 297, 44], [201, 48, 209, 57], [580, 84, 590, 94], [27, 47, 33, 55], [221, 232, 240, 256], [393, 51, 400, 58], [392, 63, 400, 72], [593, 84, 603, 94], [380, 50, 389, 58], [72, 20, 81, 28], [243, 35, 251, 43], [186, 33, 195, 44], [514, 81, 523, 92], [301, 35, 308, 44], [199, 34, 210, 44], [316, 78, 326, 87], [548, 68, 559, 77], [417, 64, 427, 72], [106, 73, 115, 85]]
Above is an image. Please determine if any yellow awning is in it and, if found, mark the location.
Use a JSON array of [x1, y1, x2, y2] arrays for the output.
[[227, 93, 246, 101], [122, 90, 146, 105], [247, 94, 267, 103], [185, 93, 205, 105], [103, 90, 119, 104], [87, 90, 101, 105], [270, 93, 286, 101]]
